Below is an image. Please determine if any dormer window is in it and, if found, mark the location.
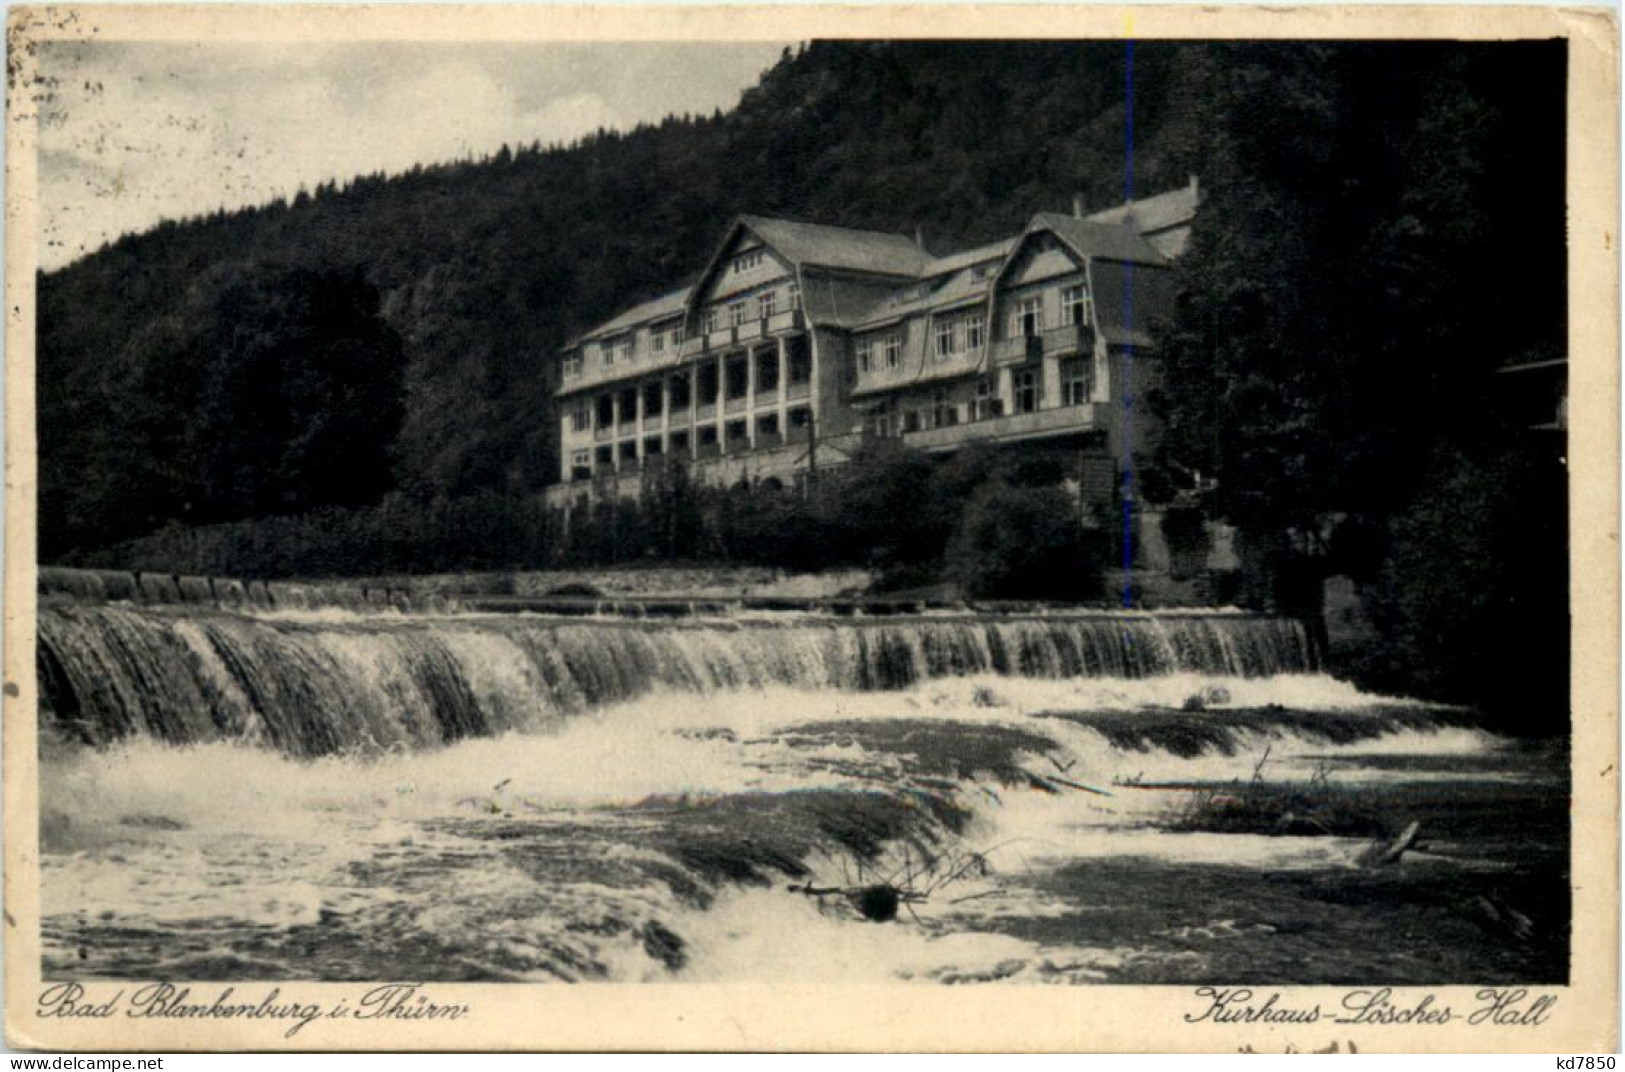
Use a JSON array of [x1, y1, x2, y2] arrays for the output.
[[892, 282, 932, 306], [1061, 284, 1092, 327], [965, 313, 986, 350], [1011, 296, 1043, 338]]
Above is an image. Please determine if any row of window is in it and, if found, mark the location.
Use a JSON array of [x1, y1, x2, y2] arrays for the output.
[[858, 315, 989, 377], [855, 332, 905, 375], [699, 282, 802, 335], [864, 358, 1094, 436], [856, 284, 1092, 376], [731, 249, 767, 274], [568, 344, 814, 432], [1010, 284, 1092, 338], [933, 313, 987, 362], [569, 409, 814, 477], [570, 279, 1092, 386]]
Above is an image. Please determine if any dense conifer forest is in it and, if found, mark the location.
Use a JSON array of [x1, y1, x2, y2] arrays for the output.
[[36, 39, 1568, 721]]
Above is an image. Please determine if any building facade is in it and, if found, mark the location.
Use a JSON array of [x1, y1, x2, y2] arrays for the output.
[[553, 178, 1198, 507]]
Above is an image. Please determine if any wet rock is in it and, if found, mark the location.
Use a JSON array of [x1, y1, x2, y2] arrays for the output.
[[640, 920, 687, 971], [1180, 686, 1232, 712], [850, 884, 902, 922], [117, 813, 186, 831]]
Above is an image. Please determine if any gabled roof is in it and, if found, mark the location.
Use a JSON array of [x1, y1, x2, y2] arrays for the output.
[[851, 267, 992, 330], [737, 215, 932, 277], [1090, 259, 1177, 347], [567, 182, 1196, 352], [923, 237, 1016, 277], [1086, 181, 1200, 236], [570, 285, 690, 346], [1033, 213, 1169, 266]]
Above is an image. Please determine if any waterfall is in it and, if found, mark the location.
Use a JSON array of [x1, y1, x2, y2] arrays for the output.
[[37, 605, 1318, 758]]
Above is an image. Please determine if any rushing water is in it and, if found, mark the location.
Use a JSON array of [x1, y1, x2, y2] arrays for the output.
[[37, 604, 1568, 984]]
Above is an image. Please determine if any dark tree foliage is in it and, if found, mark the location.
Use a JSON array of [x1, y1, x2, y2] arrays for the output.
[[947, 481, 1104, 600], [1360, 447, 1568, 731], [1147, 41, 1567, 723], [189, 266, 407, 521], [1153, 41, 1564, 536]]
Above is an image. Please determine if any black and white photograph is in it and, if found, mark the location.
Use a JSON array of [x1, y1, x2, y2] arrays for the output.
[[5, 3, 1617, 1053]]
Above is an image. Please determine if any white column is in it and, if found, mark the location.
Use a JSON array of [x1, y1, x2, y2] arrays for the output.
[[743, 352, 755, 449], [778, 337, 790, 431], [1042, 353, 1062, 410], [634, 386, 646, 459]]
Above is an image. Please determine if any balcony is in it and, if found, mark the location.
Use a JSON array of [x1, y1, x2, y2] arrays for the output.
[[737, 320, 764, 343], [593, 425, 612, 442], [707, 326, 737, 349], [992, 334, 1044, 366], [754, 385, 780, 404], [642, 413, 663, 430], [1043, 322, 1097, 357], [786, 379, 811, 400], [766, 309, 806, 335], [724, 395, 748, 415], [696, 402, 717, 421], [679, 336, 708, 359], [903, 403, 1102, 452]]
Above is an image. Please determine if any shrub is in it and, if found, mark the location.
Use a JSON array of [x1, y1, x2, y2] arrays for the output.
[[946, 481, 1103, 600]]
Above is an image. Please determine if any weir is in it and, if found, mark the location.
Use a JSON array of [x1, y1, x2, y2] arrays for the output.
[[37, 604, 1318, 757]]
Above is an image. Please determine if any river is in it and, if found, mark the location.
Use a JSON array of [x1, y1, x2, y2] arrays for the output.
[[36, 603, 1568, 984]]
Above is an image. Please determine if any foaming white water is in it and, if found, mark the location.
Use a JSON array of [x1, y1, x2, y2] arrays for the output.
[[39, 604, 1322, 756], [41, 666, 1521, 984], [676, 886, 1140, 984], [41, 671, 1494, 844]]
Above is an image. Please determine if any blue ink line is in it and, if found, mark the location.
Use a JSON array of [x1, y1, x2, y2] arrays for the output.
[[1120, 39, 1136, 610]]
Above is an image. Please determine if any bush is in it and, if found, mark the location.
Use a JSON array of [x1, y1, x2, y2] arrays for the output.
[[1360, 445, 1567, 732], [946, 481, 1103, 600], [76, 491, 565, 578]]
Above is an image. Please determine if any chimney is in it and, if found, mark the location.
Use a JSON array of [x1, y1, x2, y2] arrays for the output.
[[1189, 174, 1200, 196], [1071, 193, 1086, 218], [914, 224, 925, 249]]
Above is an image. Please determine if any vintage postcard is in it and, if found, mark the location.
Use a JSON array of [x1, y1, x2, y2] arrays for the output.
[[4, 3, 1618, 1053]]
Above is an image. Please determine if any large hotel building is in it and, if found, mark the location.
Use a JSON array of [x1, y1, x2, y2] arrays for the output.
[[553, 179, 1198, 511]]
